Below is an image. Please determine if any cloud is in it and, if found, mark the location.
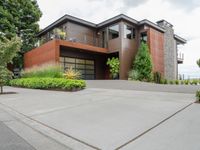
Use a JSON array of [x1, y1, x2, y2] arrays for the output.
[[163, 0, 200, 10]]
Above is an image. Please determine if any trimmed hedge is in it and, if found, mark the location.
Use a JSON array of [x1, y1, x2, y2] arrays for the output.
[[10, 78, 86, 91]]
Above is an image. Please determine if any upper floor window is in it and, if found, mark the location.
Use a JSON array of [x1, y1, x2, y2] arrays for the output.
[[109, 24, 119, 40], [124, 25, 135, 39], [140, 32, 147, 43]]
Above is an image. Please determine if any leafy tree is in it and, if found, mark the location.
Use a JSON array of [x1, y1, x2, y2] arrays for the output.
[[197, 59, 200, 68], [0, 0, 42, 68], [106, 57, 120, 79], [132, 42, 153, 81], [0, 37, 21, 94]]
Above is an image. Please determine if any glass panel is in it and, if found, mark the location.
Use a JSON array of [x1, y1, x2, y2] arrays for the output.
[[59, 57, 64, 62], [76, 69, 85, 74], [109, 24, 119, 40], [85, 65, 94, 69], [76, 64, 85, 69], [124, 25, 135, 39], [86, 60, 94, 65], [65, 57, 75, 63], [85, 75, 94, 80], [140, 32, 147, 43], [76, 59, 85, 64], [85, 70, 94, 74], [65, 63, 75, 69]]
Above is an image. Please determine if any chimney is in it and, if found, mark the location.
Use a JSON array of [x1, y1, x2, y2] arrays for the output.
[[156, 20, 173, 29]]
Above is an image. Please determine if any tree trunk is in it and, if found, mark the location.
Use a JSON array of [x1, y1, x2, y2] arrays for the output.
[[0, 85, 3, 94]]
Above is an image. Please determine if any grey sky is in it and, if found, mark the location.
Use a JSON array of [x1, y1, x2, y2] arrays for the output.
[[36, 0, 200, 78]]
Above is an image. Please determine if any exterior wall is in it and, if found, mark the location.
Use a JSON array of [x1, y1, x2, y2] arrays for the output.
[[67, 22, 97, 46], [119, 21, 138, 79], [148, 27, 165, 76], [157, 22, 177, 80], [60, 47, 107, 79], [24, 40, 60, 69]]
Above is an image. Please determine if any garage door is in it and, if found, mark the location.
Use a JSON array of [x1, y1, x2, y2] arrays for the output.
[[60, 57, 95, 80]]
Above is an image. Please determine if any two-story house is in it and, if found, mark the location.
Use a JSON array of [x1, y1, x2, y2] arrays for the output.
[[24, 14, 186, 80]]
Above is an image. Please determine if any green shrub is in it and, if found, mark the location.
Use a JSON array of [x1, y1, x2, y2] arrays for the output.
[[106, 57, 120, 79], [169, 80, 174, 84], [180, 80, 184, 85], [21, 63, 63, 78], [153, 72, 162, 84], [64, 67, 81, 79], [163, 79, 168, 84], [175, 80, 179, 85], [128, 70, 139, 80], [10, 78, 86, 90], [196, 91, 200, 102], [192, 79, 198, 85], [132, 42, 153, 82], [184, 80, 189, 85]]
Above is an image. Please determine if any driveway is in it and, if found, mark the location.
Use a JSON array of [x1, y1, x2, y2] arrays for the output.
[[0, 82, 199, 150]]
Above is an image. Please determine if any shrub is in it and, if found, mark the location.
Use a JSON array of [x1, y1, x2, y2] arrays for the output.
[[169, 80, 174, 84], [21, 63, 63, 78], [196, 91, 200, 102], [175, 80, 179, 85], [64, 67, 81, 79], [153, 72, 162, 84], [192, 79, 198, 85], [10, 78, 86, 90], [128, 70, 139, 80], [106, 57, 120, 79], [132, 42, 153, 82], [184, 80, 189, 85], [163, 79, 168, 84], [180, 80, 184, 85]]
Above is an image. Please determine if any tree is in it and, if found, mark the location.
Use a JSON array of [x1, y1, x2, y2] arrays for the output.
[[132, 42, 153, 81], [0, 37, 21, 94], [197, 59, 200, 68], [0, 0, 42, 68], [106, 57, 120, 79]]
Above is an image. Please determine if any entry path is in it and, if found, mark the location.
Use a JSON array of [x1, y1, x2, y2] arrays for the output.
[[0, 85, 198, 150]]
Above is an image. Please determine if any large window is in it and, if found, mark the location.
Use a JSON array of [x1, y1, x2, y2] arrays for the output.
[[140, 32, 148, 43], [124, 25, 135, 39], [109, 24, 119, 40], [60, 57, 95, 80]]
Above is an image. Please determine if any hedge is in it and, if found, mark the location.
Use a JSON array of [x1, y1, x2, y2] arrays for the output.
[[10, 78, 86, 91]]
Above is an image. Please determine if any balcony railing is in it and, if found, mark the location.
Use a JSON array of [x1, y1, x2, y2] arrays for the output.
[[177, 52, 184, 64], [38, 34, 105, 48]]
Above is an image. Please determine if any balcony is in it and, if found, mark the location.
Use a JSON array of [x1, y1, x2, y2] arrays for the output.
[[177, 52, 184, 64]]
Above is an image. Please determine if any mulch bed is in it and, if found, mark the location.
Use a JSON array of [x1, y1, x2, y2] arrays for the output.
[[0, 92, 17, 95]]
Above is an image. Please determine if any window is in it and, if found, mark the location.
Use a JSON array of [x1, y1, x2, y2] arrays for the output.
[[140, 32, 147, 43], [59, 57, 95, 79], [109, 24, 119, 40], [124, 25, 135, 39]]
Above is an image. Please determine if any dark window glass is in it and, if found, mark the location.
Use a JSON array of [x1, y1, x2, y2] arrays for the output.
[[140, 32, 148, 43], [65, 57, 75, 63], [109, 24, 119, 40], [124, 25, 135, 39]]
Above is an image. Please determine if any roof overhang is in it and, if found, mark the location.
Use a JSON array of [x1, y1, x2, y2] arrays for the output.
[[174, 34, 187, 44], [139, 19, 165, 33]]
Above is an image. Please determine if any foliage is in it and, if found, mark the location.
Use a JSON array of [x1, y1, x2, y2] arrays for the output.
[[197, 59, 200, 68], [21, 63, 63, 78], [53, 28, 67, 40], [132, 42, 153, 81], [169, 80, 174, 84], [163, 79, 168, 84], [0, 37, 21, 94], [153, 72, 162, 84], [196, 91, 200, 102], [10, 78, 86, 90], [184, 80, 189, 85], [106, 57, 120, 79], [0, 0, 42, 67], [175, 80, 179, 85], [64, 67, 81, 80], [128, 70, 139, 80]]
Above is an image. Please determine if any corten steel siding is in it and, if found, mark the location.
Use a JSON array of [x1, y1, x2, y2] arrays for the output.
[[24, 40, 60, 68], [60, 47, 107, 79], [148, 28, 165, 76]]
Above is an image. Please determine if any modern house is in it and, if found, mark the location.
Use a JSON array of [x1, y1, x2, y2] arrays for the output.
[[24, 14, 186, 80]]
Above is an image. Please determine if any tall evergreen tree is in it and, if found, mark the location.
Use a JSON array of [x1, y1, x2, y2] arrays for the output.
[[0, 0, 42, 68], [197, 59, 200, 68], [132, 42, 153, 81]]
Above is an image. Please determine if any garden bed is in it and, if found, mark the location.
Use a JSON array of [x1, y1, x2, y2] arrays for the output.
[[10, 78, 86, 91]]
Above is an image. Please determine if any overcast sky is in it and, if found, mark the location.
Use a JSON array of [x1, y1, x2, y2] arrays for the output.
[[36, 0, 200, 79]]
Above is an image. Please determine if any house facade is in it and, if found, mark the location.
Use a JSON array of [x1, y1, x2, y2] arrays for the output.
[[24, 14, 186, 80]]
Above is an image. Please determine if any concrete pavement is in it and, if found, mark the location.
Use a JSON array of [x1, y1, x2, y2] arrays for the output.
[[0, 84, 198, 150]]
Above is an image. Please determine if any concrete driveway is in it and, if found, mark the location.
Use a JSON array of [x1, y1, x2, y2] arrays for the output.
[[0, 82, 199, 150]]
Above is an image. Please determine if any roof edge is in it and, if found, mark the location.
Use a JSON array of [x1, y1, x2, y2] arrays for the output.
[[174, 34, 187, 44]]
